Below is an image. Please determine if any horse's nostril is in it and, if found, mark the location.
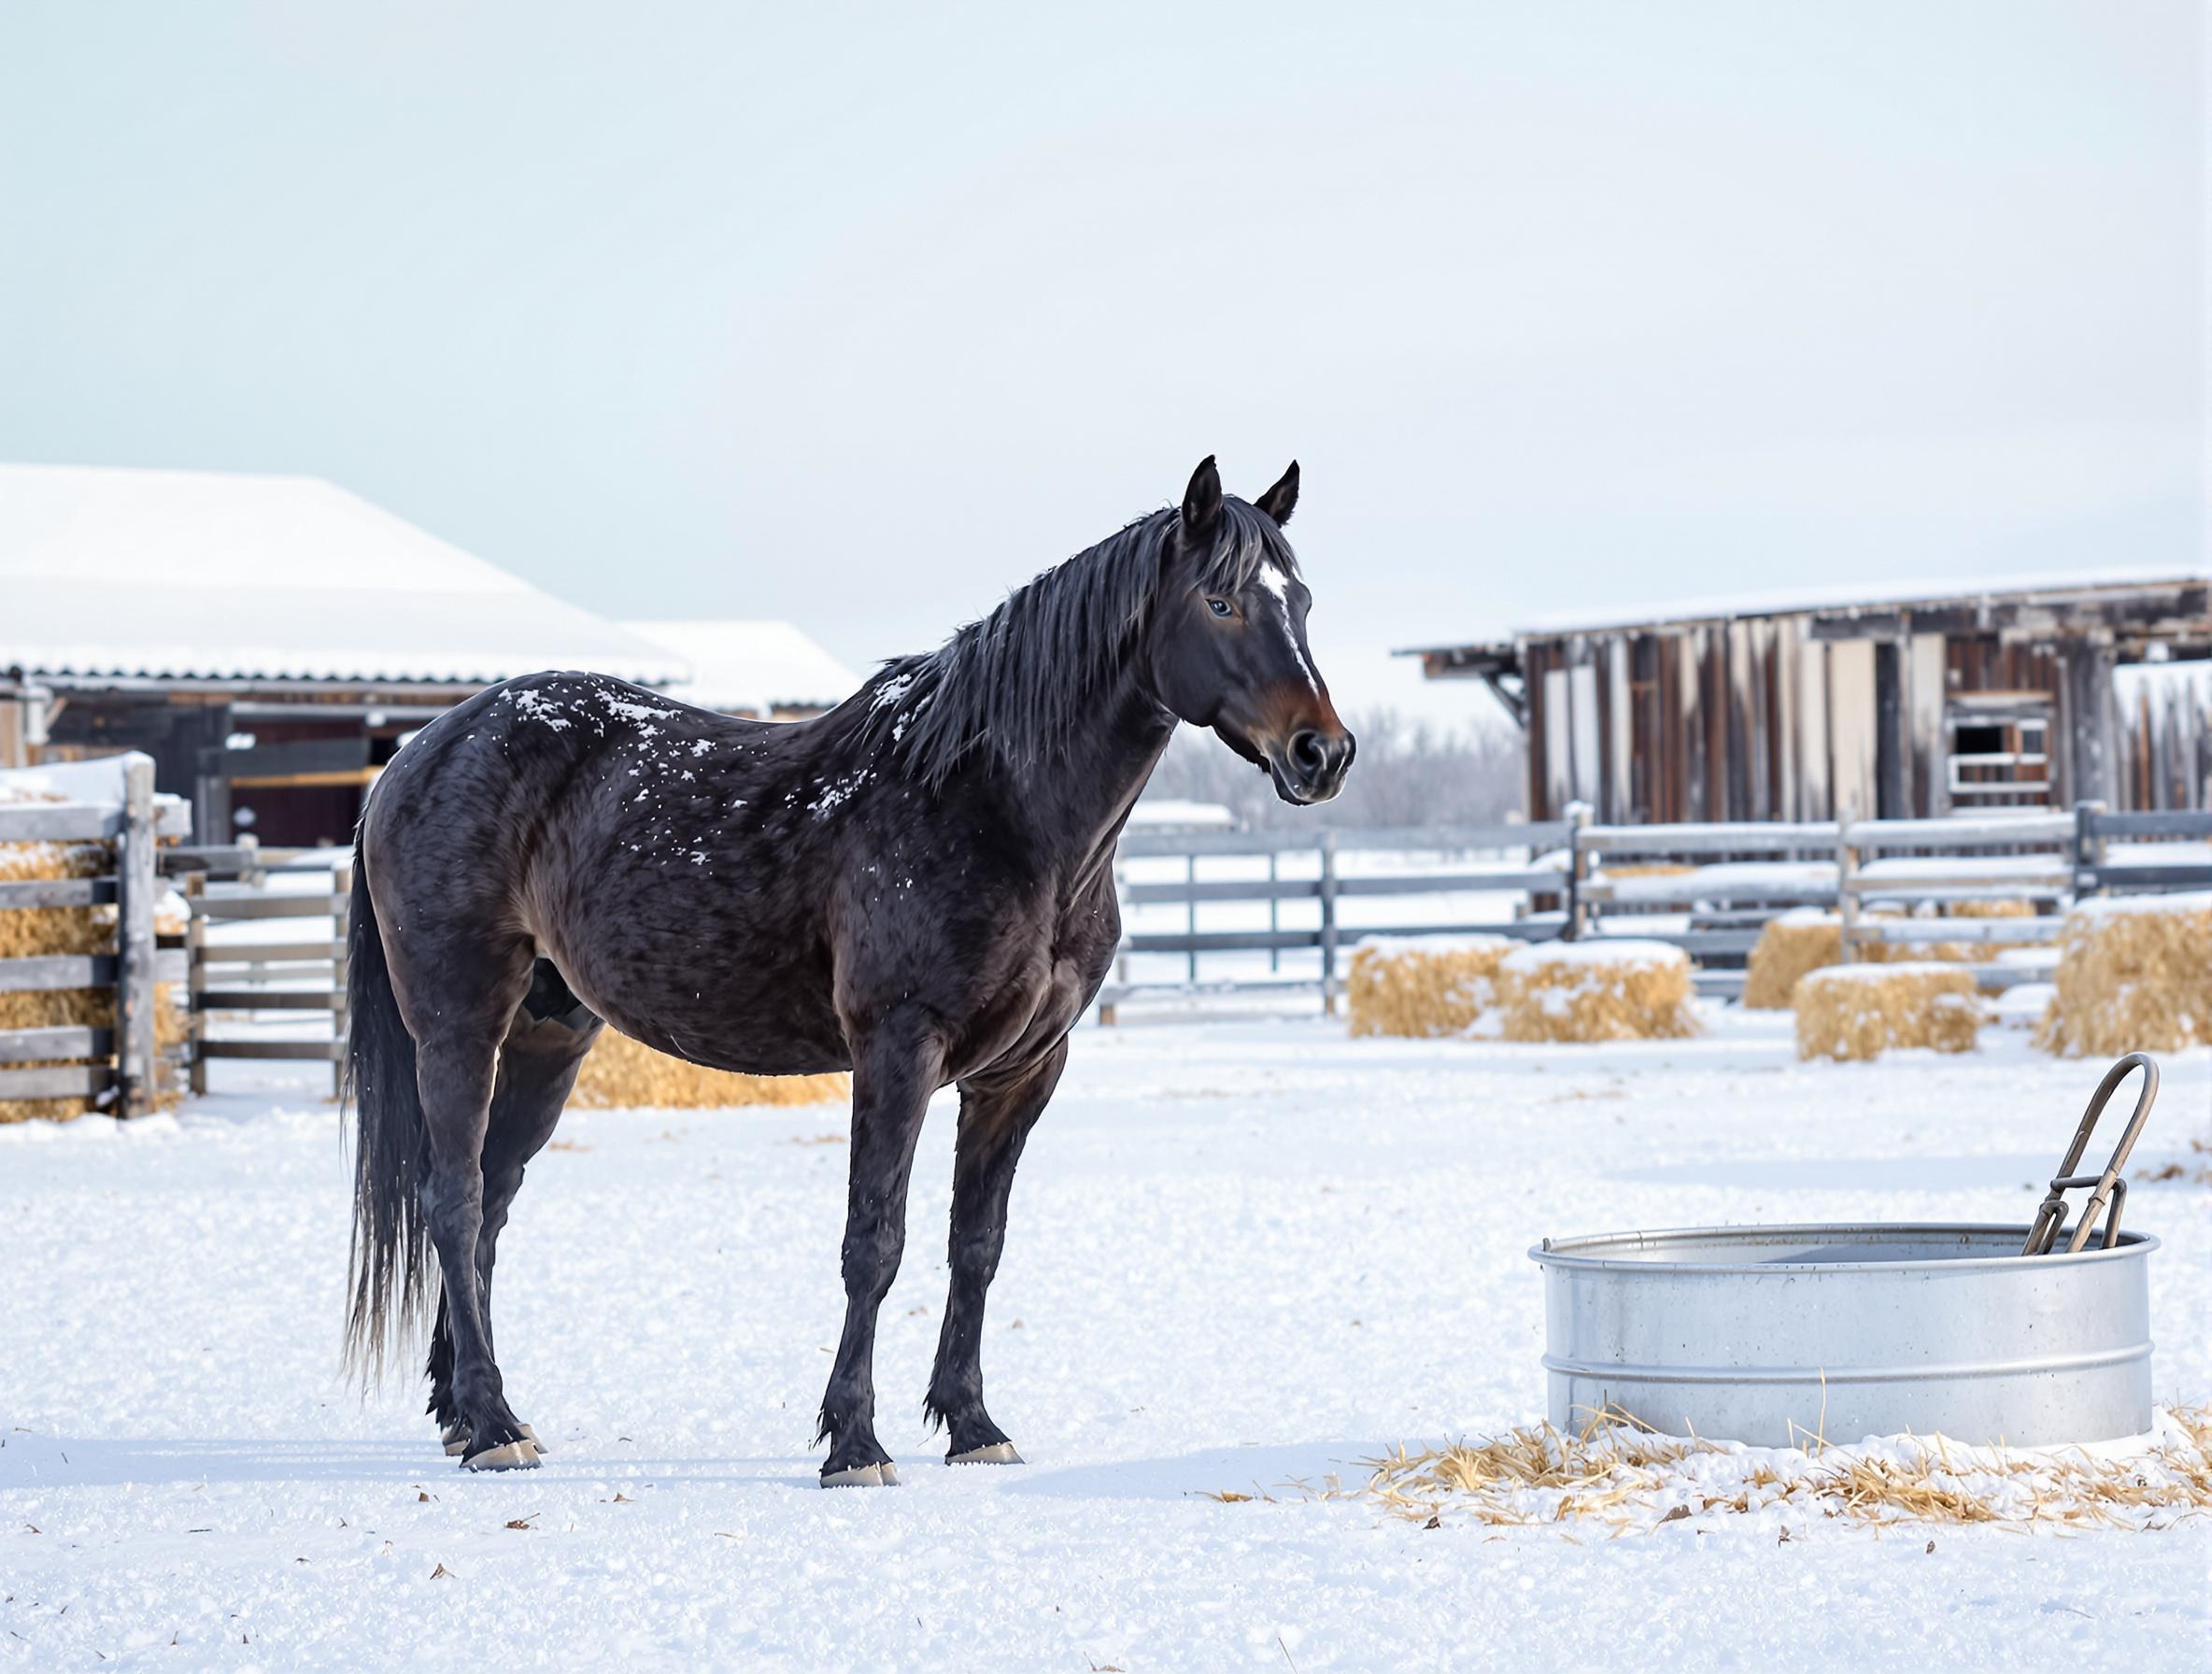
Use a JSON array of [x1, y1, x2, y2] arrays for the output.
[[1289, 731, 1327, 775]]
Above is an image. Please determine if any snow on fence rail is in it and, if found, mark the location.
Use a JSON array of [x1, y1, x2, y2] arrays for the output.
[[0, 755, 190, 1114], [1101, 802, 2212, 1020]]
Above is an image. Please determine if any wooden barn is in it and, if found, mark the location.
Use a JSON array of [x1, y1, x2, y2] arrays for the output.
[[1407, 570, 2210, 825], [0, 463, 691, 844]]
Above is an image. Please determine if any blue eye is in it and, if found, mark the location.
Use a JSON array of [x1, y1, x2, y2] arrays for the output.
[[1206, 597, 1233, 617]]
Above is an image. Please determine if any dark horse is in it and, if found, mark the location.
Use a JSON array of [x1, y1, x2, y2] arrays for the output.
[[345, 457, 1354, 1483]]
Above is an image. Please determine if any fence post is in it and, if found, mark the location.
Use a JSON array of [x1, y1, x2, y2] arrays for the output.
[[113, 757, 159, 1118], [1565, 801, 1593, 941], [1184, 853, 1198, 985], [2073, 799, 2108, 898], [183, 872, 208, 1097], [1835, 802, 1859, 963], [1318, 830, 1340, 1015], [1268, 849, 1280, 974]]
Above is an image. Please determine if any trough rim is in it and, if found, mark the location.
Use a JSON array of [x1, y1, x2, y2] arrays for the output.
[[1529, 1221, 2159, 1276]]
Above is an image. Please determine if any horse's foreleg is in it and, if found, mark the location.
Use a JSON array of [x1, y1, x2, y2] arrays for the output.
[[817, 1014, 943, 1486], [927, 1039, 1066, 1463]]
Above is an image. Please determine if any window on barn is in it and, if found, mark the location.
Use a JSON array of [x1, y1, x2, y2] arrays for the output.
[[1945, 697, 2051, 805]]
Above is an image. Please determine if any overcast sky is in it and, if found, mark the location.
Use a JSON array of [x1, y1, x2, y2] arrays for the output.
[[1, 2, 2200, 728]]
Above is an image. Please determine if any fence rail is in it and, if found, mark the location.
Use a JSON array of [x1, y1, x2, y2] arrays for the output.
[[177, 854, 351, 1092], [1101, 801, 2212, 1018]]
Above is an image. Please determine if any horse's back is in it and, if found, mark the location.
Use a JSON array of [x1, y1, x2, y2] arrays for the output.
[[362, 671, 855, 1071]]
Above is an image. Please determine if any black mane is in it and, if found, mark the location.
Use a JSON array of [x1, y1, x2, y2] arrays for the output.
[[859, 497, 1296, 786]]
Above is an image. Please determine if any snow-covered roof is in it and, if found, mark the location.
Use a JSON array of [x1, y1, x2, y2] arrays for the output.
[[1405, 562, 2210, 651], [0, 463, 687, 687], [619, 618, 861, 715], [2114, 658, 2212, 702]]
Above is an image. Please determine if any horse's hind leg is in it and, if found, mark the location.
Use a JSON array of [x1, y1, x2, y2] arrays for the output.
[[927, 1040, 1066, 1463], [404, 937, 541, 1469], [427, 960, 602, 1460]]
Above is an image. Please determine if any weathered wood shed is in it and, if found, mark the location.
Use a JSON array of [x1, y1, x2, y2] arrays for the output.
[[1408, 570, 2209, 824]]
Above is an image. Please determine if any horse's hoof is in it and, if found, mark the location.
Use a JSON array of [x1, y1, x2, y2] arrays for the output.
[[820, 1461, 899, 1488], [446, 1422, 545, 1456], [461, 1440, 541, 1471], [948, 1441, 1023, 1465]]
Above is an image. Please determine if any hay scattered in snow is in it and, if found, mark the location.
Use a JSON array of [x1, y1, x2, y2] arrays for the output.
[[1496, 940, 1700, 1043], [2034, 891, 2212, 1057], [1323, 1405, 2212, 1532], [1346, 934, 1516, 1039], [1794, 962, 1982, 1061]]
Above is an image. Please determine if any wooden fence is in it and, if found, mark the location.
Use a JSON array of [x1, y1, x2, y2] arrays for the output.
[[11, 775, 2207, 1099], [1101, 802, 2212, 1018], [173, 849, 350, 1096], [0, 757, 191, 1114]]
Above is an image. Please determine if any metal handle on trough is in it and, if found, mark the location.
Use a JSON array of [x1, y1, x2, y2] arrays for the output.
[[2021, 1053, 2159, 1256]]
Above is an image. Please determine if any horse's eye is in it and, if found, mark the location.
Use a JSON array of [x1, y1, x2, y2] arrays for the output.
[[1206, 597, 1233, 618]]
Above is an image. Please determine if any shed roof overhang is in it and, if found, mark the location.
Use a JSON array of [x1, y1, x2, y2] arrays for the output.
[[1400, 575, 2210, 681]]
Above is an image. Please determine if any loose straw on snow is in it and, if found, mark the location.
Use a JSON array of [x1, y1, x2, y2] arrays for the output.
[[1304, 1405, 2212, 1533]]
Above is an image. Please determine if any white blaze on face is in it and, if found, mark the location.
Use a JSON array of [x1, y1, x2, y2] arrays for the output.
[[1253, 560, 1321, 695]]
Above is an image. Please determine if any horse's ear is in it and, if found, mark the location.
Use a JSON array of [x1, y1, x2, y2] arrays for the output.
[[1255, 461, 1298, 526], [1181, 456, 1222, 536]]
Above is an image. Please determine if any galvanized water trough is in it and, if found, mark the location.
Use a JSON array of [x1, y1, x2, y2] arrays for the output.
[[1531, 1055, 2164, 1449]]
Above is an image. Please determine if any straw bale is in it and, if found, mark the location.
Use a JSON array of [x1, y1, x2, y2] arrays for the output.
[[1794, 962, 1982, 1061], [568, 1027, 851, 1110], [1943, 898, 2036, 920], [1742, 903, 2049, 1011], [1743, 910, 1849, 1010], [1345, 934, 1515, 1039], [2033, 892, 2212, 1057], [1495, 940, 1699, 1043], [0, 831, 186, 1122]]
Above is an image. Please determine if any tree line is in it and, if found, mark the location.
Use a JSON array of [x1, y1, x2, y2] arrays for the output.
[[1146, 707, 1524, 830]]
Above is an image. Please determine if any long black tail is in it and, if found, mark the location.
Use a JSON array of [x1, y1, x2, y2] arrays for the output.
[[342, 842, 431, 1379]]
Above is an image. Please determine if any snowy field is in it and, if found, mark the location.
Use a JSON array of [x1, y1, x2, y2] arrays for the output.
[[3, 1014, 2207, 1671]]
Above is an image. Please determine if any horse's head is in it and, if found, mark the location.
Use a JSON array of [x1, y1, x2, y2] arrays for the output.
[[1148, 457, 1355, 805]]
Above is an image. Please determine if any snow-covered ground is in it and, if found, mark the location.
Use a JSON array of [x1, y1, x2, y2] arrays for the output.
[[4, 1014, 2207, 1671]]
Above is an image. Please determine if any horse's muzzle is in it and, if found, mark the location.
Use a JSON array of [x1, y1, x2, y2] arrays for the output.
[[1267, 725, 1355, 804]]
